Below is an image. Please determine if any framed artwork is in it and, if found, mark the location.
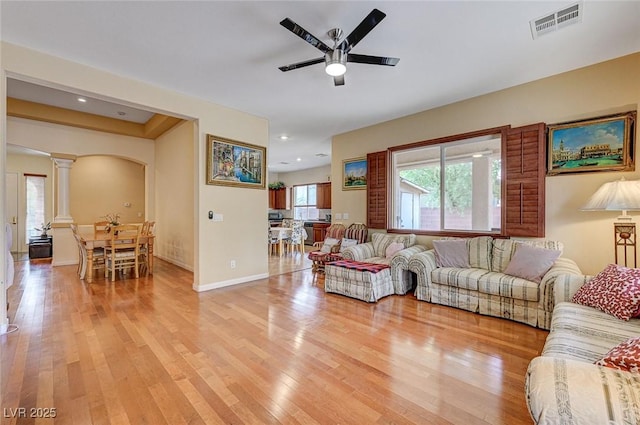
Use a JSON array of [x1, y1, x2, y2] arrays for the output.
[[342, 157, 367, 190], [547, 111, 636, 175], [206, 134, 266, 188]]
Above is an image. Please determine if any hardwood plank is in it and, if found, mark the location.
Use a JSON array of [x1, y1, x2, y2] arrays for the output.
[[2, 257, 546, 424]]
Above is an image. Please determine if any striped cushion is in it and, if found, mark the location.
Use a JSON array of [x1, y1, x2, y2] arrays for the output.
[[328, 260, 390, 274], [526, 356, 640, 425], [438, 236, 492, 270], [491, 239, 564, 273], [542, 302, 640, 362], [371, 233, 415, 258], [431, 267, 489, 291], [477, 271, 540, 302]]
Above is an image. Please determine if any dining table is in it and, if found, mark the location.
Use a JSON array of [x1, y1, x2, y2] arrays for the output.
[[79, 229, 155, 283]]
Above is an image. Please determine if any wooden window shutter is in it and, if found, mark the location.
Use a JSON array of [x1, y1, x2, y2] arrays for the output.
[[367, 151, 387, 229], [504, 123, 546, 237]]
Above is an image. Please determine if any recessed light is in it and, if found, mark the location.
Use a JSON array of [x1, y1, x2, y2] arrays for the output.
[[296, 158, 302, 162], [77, 97, 87, 103], [280, 135, 289, 140], [472, 154, 483, 158]]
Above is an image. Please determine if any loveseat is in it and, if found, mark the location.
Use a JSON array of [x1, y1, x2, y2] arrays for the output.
[[340, 232, 426, 295], [408, 236, 582, 329]]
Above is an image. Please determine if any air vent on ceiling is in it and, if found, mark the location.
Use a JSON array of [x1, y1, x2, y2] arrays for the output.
[[530, 2, 582, 39], [279, 161, 290, 165], [315, 153, 328, 157]]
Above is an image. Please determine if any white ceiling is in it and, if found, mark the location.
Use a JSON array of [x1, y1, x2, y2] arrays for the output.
[[2, 1, 639, 173]]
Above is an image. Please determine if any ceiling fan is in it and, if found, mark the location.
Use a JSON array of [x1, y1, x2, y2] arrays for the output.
[[278, 8, 400, 86]]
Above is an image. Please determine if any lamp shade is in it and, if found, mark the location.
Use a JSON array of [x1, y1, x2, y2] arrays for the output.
[[582, 178, 640, 211]]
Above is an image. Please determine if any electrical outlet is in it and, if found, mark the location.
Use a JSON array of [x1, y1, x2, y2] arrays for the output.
[[230, 260, 236, 269]]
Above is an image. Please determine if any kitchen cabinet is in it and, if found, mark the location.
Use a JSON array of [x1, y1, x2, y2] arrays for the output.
[[316, 182, 331, 209], [313, 222, 331, 243], [269, 187, 290, 210]]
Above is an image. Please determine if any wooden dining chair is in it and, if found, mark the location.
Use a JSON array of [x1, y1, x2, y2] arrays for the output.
[[104, 224, 140, 282], [94, 220, 110, 234], [138, 221, 155, 274], [71, 223, 105, 279]]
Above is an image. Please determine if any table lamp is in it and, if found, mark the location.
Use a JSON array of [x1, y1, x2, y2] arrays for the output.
[[582, 177, 640, 267]]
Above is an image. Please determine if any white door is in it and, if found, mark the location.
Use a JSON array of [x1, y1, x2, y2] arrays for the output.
[[5, 172, 19, 252], [399, 191, 414, 229]]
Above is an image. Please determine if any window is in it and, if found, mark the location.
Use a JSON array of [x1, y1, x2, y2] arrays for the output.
[[293, 184, 319, 220], [25, 174, 46, 242], [391, 131, 503, 233]]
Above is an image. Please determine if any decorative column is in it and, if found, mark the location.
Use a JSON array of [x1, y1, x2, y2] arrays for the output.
[[51, 154, 76, 223]]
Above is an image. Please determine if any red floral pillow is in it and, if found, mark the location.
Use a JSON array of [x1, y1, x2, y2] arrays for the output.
[[572, 263, 640, 320], [595, 337, 640, 373]]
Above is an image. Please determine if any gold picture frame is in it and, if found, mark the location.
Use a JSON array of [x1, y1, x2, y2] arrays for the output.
[[547, 111, 636, 175], [342, 157, 367, 190], [206, 134, 266, 189]]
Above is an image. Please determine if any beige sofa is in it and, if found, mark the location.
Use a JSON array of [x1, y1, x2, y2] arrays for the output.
[[340, 232, 426, 295], [408, 236, 582, 329], [526, 301, 640, 424]]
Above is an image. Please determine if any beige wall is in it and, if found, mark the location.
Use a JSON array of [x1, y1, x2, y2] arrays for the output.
[[155, 120, 195, 270], [1, 42, 269, 291], [278, 164, 331, 187], [332, 53, 640, 275], [69, 155, 145, 225], [6, 152, 54, 252]]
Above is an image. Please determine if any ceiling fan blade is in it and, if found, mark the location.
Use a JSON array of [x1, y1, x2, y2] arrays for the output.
[[280, 18, 332, 53], [333, 75, 345, 86], [347, 54, 399, 66], [339, 9, 386, 53], [279, 57, 325, 72]]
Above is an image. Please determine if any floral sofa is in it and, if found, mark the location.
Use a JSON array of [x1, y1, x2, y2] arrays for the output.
[[407, 236, 582, 329], [526, 265, 640, 424], [340, 232, 426, 295]]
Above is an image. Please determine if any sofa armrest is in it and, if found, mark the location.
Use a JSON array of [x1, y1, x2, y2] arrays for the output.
[[341, 242, 376, 261], [526, 356, 640, 425], [538, 257, 583, 314], [554, 273, 593, 306], [389, 245, 428, 294], [408, 250, 438, 301]]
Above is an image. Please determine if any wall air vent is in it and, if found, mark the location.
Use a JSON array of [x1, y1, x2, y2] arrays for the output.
[[530, 2, 582, 39], [279, 161, 289, 165]]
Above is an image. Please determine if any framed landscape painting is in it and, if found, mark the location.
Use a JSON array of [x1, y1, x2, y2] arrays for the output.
[[206, 134, 266, 189], [342, 157, 367, 190], [547, 111, 636, 175]]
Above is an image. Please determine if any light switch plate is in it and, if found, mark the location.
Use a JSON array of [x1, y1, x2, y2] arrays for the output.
[[213, 213, 223, 221], [343, 213, 349, 219], [335, 213, 342, 219]]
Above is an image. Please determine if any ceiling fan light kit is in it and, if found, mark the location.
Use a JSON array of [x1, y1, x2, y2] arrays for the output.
[[279, 8, 399, 86], [325, 50, 346, 76]]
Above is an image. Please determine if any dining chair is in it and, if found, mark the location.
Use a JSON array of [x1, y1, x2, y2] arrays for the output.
[[285, 220, 305, 255], [94, 220, 110, 234], [138, 221, 155, 274], [104, 224, 140, 282], [268, 228, 280, 255], [71, 223, 105, 279]]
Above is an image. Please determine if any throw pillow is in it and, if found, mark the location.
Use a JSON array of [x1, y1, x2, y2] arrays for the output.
[[572, 264, 640, 320], [385, 242, 404, 258], [339, 238, 358, 253], [433, 239, 470, 268], [503, 243, 561, 283], [595, 337, 640, 373], [320, 237, 340, 253]]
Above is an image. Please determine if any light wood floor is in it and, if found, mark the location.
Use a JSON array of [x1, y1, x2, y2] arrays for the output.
[[1, 255, 547, 424]]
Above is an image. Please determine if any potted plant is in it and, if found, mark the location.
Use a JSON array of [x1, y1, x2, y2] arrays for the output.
[[35, 222, 52, 239], [268, 181, 286, 190], [102, 213, 121, 233]]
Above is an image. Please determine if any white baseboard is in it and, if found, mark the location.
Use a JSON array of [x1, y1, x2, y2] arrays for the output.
[[155, 254, 193, 271], [194, 273, 269, 292]]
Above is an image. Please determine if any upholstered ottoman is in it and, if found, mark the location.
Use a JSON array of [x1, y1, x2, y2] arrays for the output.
[[324, 260, 394, 302]]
